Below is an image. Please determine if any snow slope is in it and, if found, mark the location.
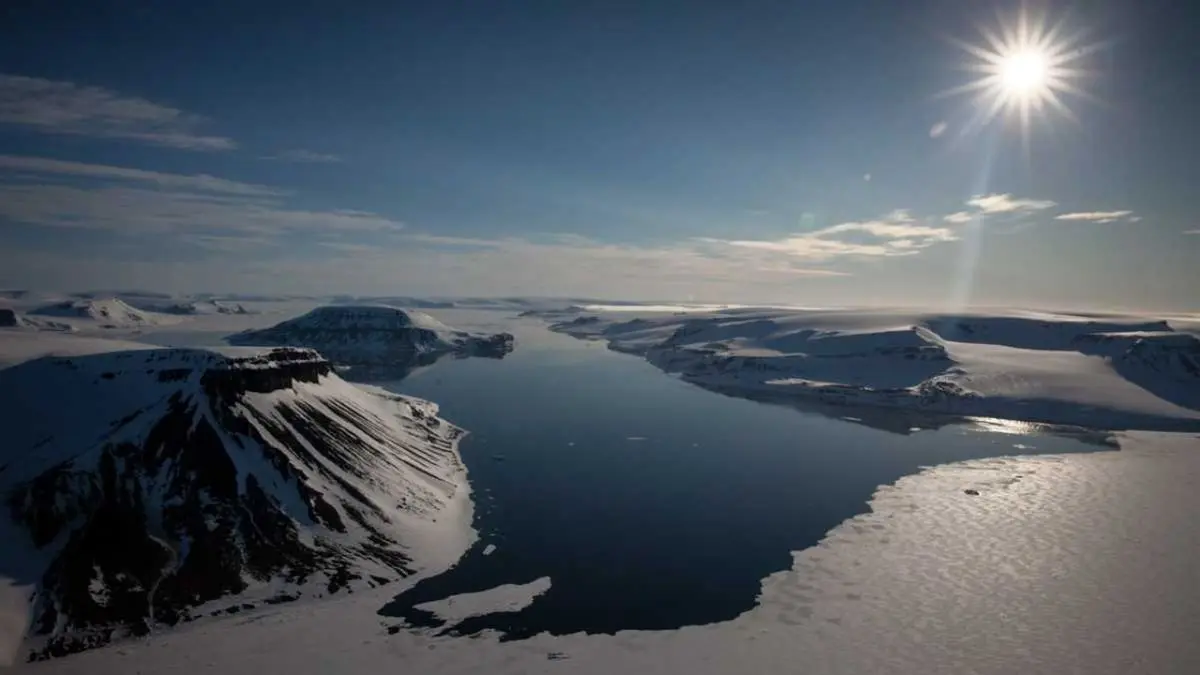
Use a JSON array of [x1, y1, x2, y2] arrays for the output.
[[0, 343, 473, 662], [226, 305, 515, 378], [545, 308, 1200, 431]]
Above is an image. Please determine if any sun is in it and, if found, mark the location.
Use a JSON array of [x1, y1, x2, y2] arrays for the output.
[[999, 49, 1049, 95], [943, 7, 1096, 139]]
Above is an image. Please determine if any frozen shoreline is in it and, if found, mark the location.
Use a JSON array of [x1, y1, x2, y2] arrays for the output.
[[17, 431, 1200, 675]]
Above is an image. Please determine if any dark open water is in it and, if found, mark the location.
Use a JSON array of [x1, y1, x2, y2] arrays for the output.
[[378, 317, 1105, 638]]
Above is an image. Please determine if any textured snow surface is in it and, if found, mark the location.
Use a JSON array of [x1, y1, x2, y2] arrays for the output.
[[15, 432, 1199, 674], [546, 308, 1200, 431]]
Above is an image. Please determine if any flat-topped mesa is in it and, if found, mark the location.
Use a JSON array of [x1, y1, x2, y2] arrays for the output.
[[39, 347, 334, 394], [227, 305, 515, 367], [154, 301, 247, 315], [200, 347, 333, 399], [0, 345, 470, 661]]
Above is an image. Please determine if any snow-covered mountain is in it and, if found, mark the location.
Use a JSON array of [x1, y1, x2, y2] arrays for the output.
[[227, 306, 515, 377], [0, 346, 472, 661], [28, 298, 164, 329], [544, 308, 1200, 431]]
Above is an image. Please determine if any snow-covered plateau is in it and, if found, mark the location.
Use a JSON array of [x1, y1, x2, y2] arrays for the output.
[[542, 307, 1200, 431], [0, 337, 473, 663], [0, 309, 72, 334], [24, 298, 176, 330], [226, 306, 515, 379]]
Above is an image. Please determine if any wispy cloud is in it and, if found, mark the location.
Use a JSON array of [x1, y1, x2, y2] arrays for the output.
[[943, 211, 974, 224], [316, 241, 381, 253], [0, 229, 852, 301], [265, 149, 343, 163], [708, 209, 957, 262], [0, 154, 280, 196], [0, 74, 235, 150], [0, 156, 401, 235], [182, 233, 275, 251], [1184, 229, 1200, 235], [1054, 210, 1135, 224], [401, 233, 511, 249], [966, 193, 1057, 214], [929, 121, 948, 138]]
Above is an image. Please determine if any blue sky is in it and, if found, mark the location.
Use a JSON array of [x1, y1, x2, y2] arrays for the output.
[[0, 0, 1196, 310]]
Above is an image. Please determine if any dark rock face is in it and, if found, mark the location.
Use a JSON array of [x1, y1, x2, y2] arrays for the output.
[[227, 305, 515, 380], [155, 301, 250, 316], [462, 331, 516, 358], [0, 308, 19, 326], [0, 347, 464, 661]]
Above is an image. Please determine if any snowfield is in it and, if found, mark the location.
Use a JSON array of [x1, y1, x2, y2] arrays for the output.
[[542, 307, 1200, 431]]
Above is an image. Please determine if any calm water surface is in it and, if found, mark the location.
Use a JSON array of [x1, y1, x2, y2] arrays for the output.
[[378, 316, 1106, 637]]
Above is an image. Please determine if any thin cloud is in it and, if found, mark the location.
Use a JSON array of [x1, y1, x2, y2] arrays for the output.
[[0, 154, 281, 196], [182, 234, 275, 251], [966, 193, 1057, 214], [0, 74, 235, 150], [1184, 229, 1200, 235], [402, 233, 511, 249], [943, 211, 974, 224], [711, 210, 958, 262], [1054, 210, 1135, 224], [317, 241, 381, 253], [0, 156, 401, 235], [930, 121, 948, 138], [266, 149, 343, 163], [0, 237, 851, 301]]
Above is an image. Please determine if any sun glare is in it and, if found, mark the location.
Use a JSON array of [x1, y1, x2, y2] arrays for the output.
[[943, 8, 1096, 140], [999, 49, 1049, 95]]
